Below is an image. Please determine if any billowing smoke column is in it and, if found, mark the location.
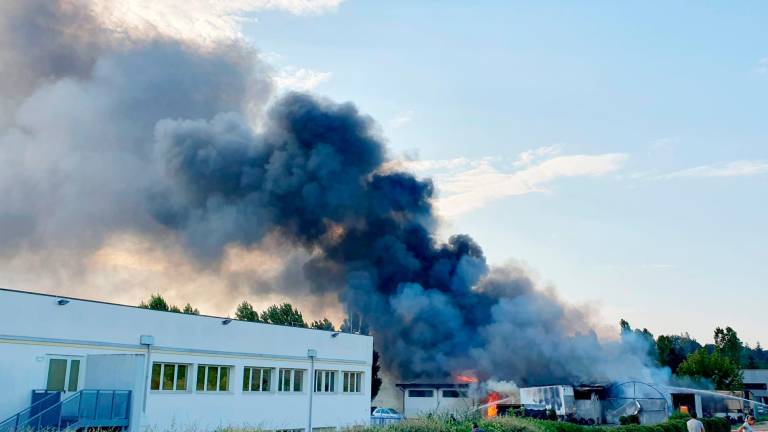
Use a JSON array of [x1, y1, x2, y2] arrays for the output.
[[0, 0, 663, 385]]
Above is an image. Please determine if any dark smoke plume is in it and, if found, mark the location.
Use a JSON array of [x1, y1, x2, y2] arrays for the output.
[[0, 0, 664, 385]]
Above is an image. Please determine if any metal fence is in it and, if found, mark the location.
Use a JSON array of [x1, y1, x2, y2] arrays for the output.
[[370, 417, 403, 426], [3, 390, 131, 432]]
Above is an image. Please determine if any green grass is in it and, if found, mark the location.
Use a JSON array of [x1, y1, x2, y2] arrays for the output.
[[345, 414, 731, 432]]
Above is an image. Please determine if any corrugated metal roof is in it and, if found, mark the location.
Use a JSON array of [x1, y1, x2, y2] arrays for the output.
[[744, 369, 768, 383], [396, 382, 470, 389]]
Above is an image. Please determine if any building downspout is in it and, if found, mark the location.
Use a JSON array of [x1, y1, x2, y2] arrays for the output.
[[143, 344, 151, 412], [139, 335, 155, 414], [308, 349, 317, 432]]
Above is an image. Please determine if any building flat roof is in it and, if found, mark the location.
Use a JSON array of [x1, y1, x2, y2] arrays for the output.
[[396, 383, 470, 389], [0, 287, 372, 364], [744, 369, 768, 384], [0, 286, 370, 338]]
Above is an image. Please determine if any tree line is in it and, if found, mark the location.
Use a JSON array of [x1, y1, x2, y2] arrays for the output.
[[621, 319, 766, 390], [137, 294, 382, 399]]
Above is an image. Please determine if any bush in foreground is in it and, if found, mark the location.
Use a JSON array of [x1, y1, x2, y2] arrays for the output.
[[346, 414, 731, 432]]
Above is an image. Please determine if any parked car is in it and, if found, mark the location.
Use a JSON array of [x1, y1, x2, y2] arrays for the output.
[[371, 408, 404, 425]]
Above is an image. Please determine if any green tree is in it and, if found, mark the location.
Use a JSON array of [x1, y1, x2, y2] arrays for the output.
[[182, 303, 200, 315], [260, 303, 307, 327], [139, 294, 170, 311], [672, 333, 703, 357], [678, 348, 743, 390], [657, 334, 699, 373], [138, 294, 199, 314], [235, 301, 259, 322], [620, 319, 632, 335], [619, 319, 657, 362], [714, 326, 742, 366], [371, 348, 382, 401], [310, 318, 335, 331], [755, 342, 767, 368], [746, 354, 759, 369]]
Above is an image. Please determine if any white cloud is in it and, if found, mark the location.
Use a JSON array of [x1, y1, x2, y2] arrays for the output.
[[272, 66, 332, 92], [87, 0, 346, 44], [400, 148, 628, 217], [661, 160, 768, 179], [757, 57, 768, 75], [390, 110, 415, 129]]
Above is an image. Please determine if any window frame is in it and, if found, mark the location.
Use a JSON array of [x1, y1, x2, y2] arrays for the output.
[[342, 371, 363, 393], [408, 389, 434, 398], [314, 369, 337, 393], [277, 368, 305, 393], [243, 366, 274, 392], [441, 389, 467, 398], [195, 364, 232, 393], [150, 362, 190, 392], [46, 356, 84, 393]]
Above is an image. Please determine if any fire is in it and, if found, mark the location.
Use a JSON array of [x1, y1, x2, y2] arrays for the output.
[[455, 374, 479, 383], [486, 392, 500, 417]]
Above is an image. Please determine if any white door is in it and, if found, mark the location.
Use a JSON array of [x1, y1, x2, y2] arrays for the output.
[[46, 356, 83, 393]]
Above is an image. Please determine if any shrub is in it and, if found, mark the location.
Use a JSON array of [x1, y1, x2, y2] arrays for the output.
[[620, 415, 641, 425], [668, 412, 691, 421], [346, 413, 731, 432], [701, 417, 730, 432]]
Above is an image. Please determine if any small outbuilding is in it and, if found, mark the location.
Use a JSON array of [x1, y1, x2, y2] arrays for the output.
[[395, 383, 473, 418]]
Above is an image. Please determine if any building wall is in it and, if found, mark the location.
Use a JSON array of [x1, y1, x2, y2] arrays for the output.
[[520, 386, 575, 417], [401, 387, 472, 418], [402, 388, 438, 418], [0, 288, 372, 431]]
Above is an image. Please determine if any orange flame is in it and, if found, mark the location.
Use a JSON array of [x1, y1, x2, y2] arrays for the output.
[[486, 392, 500, 417], [455, 374, 479, 383]]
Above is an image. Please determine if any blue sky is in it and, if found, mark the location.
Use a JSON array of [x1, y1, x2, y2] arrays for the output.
[[241, 1, 767, 345]]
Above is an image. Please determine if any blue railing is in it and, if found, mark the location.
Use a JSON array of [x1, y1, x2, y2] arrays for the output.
[[0, 392, 61, 432], [8, 390, 131, 432]]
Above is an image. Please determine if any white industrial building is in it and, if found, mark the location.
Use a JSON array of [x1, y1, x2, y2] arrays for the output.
[[0, 288, 373, 432], [395, 383, 474, 418], [744, 369, 768, 406]]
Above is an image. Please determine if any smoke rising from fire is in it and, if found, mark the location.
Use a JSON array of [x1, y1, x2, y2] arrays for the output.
[[0, 0, 665, 385]]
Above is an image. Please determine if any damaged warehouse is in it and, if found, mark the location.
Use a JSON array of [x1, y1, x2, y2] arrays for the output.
[[382, 379, 762, 425]]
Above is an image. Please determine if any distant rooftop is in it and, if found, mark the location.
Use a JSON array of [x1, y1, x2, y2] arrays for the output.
[[396, 382, 470, 389], [744, 369, 768, 383]]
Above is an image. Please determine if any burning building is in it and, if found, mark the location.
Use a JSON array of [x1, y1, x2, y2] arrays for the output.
[[0, 5, 696, 430], [395, 383, 474, 418]]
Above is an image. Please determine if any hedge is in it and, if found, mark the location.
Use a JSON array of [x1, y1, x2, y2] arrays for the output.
[[347, 415, 731, 432]]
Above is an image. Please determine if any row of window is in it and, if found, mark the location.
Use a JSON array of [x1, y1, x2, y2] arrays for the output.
[[150, 363, 364, 395], [408, 389, 468, 398]]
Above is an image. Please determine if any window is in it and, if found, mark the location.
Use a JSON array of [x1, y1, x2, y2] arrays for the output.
[[46, 358, 81, 392], [408, 389, 434, 398], [196, 365, 230, 392], [151, 363, 189, 391], [243, 367, 273, 392], [442, 389, 467, 398], [342, 371, 363, 393], [314, 370, 336, 393], [278, 368, 304, 392]]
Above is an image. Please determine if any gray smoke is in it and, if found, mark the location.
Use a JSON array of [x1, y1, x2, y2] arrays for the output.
[[0, 0, 668, 386]]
